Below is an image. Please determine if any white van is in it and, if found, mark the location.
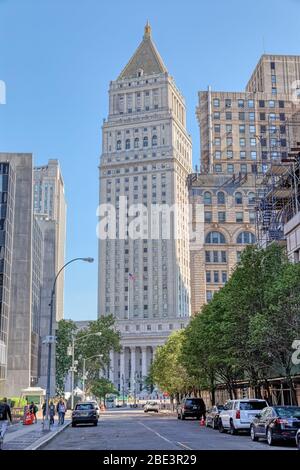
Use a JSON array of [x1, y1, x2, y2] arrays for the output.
[[219, 399, 268, 434]]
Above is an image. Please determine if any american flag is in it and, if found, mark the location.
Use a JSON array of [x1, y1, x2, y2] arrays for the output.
[[128, 272, 136, 281]]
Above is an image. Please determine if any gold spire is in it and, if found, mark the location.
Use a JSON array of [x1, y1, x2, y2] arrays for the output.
[[144, 20, 151, 38]]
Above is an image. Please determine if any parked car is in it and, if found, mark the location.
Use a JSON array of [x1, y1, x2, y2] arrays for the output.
[[296, 428, 300, 450], [88, 400, 100, 417], [144, 401, 159, 413], [206, 405, 224, 429], [250, 406, 300, 446], [177, 397, 206, 420], [72, 401, 98, 427], [218, 399, 268, 434]]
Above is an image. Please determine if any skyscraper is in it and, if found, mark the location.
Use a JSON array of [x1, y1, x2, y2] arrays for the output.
[[191, 54, 300, 313], [98, 24, 192, 394]]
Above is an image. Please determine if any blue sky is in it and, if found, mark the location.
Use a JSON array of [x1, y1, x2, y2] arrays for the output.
[[0, 0, 300, 321]]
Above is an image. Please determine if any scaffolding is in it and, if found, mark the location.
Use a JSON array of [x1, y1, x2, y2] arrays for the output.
[[256, 145, 300, 246]]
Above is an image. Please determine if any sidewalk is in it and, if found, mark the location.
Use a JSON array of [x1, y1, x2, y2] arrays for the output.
[[3, 418, 70, 450]]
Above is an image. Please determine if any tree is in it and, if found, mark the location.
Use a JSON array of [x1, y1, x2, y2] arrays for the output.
[[90, 378, 118, 404], [56, 319, 77, 396], [75, 315, 121, 388]]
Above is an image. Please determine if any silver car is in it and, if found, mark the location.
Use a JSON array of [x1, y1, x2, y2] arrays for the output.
[[144, 401, 159, 413]]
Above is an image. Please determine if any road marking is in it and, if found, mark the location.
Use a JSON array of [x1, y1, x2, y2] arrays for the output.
[[138, 422, 176, 446], [177, 441, 193, 450]]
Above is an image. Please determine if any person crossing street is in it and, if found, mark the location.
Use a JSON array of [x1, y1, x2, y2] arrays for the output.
[[0, 398, 12, 450]]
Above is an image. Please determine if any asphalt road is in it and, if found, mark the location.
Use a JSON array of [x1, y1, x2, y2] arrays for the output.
[[43, 408, 296, 451]]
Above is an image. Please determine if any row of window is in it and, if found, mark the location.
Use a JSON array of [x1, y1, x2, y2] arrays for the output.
[[205, 231, 256, 244], [202, 191, 255, 205], [206, 270, 227, 284], [214, 124, 286, 135], [213, 112, 285, 121], [204, 211, 255, 224], [116, 135, 158, 151], [212, 98, 284, 109], [214, 137, 286, 148]]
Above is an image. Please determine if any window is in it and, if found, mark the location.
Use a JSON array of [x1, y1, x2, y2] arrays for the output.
[[217, 191, 225, 204], [205, 231, 226, 244], [213, 251, 219, 263], [214, 124, 220, 133], [251, 151, 257, 160], [116, 140, 121, 150], [227, 137, 232, 146], [240, 163, 247, 174], [239, 138, 246, 147], [248, 192, 255, 204], [125, 139, 130, 150], [269, 100, 275, 108], [279, 100, 284, 108], [226, 124, 232, 133], [221, 251, 227, 263], [269, 113, 276, 121], [237, 231, 256, 244], [248, 99, 254, 108], [225, 99, 231, 108], [206, 291, 213, 302], [214, 271, 219, 283], [270, 61, 275, 69], [215, 164, 222, 173], [152, 135, 158, 146], [279, 113, 285, 122], [225, 112, 232, 120], [218, 211, 226, 223], [204, 192, 212, 205], [214, 137, 221, 146], [239, 112, 245, 120], [259, 100, 265, 108], [227, 150, 233, 159], [238, 99, 244, 108], [215, 150, 221, 160], [249, 112, 255, 121], [237, 251, 242, 263], [205, 211, 212, 223], [260, 125, 266, 133], [134, 138, 139, 148], [249, 211, 256, 224], [205, 251, 211, 263], [206, 271, 211, 283], [260, 112, 266, 120], [280, 125, 286, 134], [249, 125, 256, 134], [222, 271, 227, 283], [213, 98, 220, 107], [239, 125, 245, 134], [236, 212, 243, 223], [227, 164, 234, 173], [214, 112, 220, 119], [235, 192, 243, 205], [143, 136, 148, 147], [240, 151, 246, 159]]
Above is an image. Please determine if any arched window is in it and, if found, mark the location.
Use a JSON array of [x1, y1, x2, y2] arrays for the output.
[[237, 231, 256, 244], [116, 140, 121, 151], [143, 136, 148, 148], [248, 192, 255, 205], [152, 135, 158, 147], [205, 231, 226, 244], [204, 191, 212, 205], [217, 191, 225, 205], [125, 139, 130, 150], [134, 138, 139, 148], [235, 192, 243, 205]]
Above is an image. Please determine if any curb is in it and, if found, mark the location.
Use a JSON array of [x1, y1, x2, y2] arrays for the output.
[[25, 421, 71, 450]]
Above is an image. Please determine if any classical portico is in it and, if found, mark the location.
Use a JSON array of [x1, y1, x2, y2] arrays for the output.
[[108, 318, 188, 396]]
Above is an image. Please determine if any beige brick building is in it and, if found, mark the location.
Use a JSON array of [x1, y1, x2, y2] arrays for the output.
[[192, 54, 300, 313]]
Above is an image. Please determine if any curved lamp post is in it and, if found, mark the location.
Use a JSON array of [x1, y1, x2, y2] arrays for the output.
[[43, 257, 94, 431]]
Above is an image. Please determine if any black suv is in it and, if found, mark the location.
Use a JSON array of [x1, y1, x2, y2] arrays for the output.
[[177, 398, 206, 420], [72, 402, 98, 427]]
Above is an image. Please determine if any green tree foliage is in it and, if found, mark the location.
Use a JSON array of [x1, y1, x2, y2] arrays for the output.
[[90, 378, 119, 403], [56, 319, 77, 396], [75, 315, 121, 387]]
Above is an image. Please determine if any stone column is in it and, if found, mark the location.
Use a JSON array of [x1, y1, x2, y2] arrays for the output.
[[120, 349, 125, 387], [109, 350, 114, 384], [130, 347, 136, 392], [141, 346, 147, 379]]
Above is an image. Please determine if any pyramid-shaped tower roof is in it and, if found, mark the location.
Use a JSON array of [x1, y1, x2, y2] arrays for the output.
[[118, 22, 168, 80]]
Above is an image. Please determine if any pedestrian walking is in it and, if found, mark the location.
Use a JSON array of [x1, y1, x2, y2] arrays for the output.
[[29, 401, 38, 424], [49, 401, 55, 426], [42, 401, 46, 421], [57, 398, 66, 425], [0, 398, 12, 450]]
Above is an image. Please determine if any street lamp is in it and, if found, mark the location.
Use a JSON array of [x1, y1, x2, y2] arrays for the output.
[[82, 354, 103, 401], [69, 332, 102, 409], [43, 257, 94, 432]]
